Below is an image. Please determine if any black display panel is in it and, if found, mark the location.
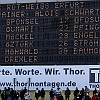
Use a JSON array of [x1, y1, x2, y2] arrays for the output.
[[0, 1, 100, 65]]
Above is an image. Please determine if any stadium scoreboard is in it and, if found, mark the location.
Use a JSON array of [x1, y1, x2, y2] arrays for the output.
[[0, 1, 100, 65]]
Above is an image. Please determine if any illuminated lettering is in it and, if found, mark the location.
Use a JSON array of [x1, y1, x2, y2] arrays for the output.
[[70, 2, 84, 8], [74, 48, 100, 54], [45, 3, 49, 9], [6, 41, 14, 47], [54, 2, 84, 9], [40, 3, 49, 9], [74, 24, 99, 31], [65, 9, 99, 16], [6, 26, 34, 32], [74, 17, 100, 23], [26, 4, 35, 10], [59, 33, 68, 39], [0, 2, 100, 65], [60, 17, 69, 23], [74, 32, 98, 38], [74, 40, 99, 46], [6, 18, 39, 25], [25, 3, 49, 10], [40, 3, 45, 9], [2, 12, 6, 18], [59, 48, 68, 54], [6, 41, 34, 47], [1, 11, 25, 18], [5, 56, 38, 62], [60, 2, 65, 8], [59, 25, 68, 31], [55, 3, 59, 8], [59, 41, 68, 46], [6, 34, 34, 40], [35, 10, 59, 16], [7, 4, 20, 10], [5, 49, 38, 55]]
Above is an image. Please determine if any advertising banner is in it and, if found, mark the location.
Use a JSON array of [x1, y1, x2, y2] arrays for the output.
[[0, 65, 100, 90]]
